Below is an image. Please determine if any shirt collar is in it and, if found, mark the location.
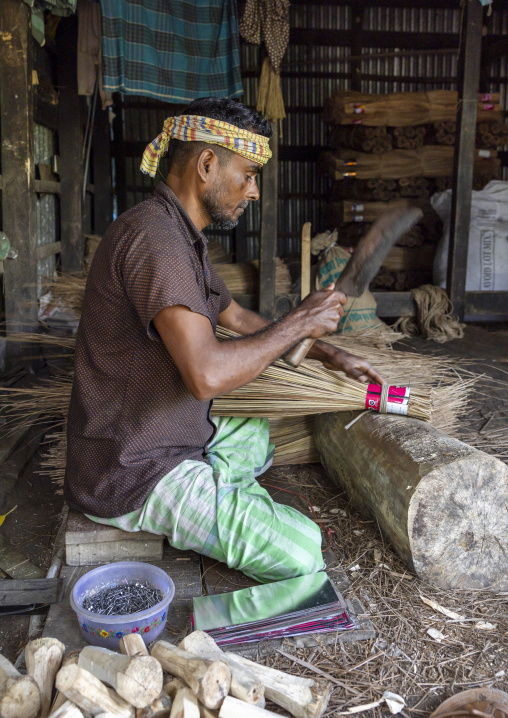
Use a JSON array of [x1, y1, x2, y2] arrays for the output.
[[154, 181, 209, 248]]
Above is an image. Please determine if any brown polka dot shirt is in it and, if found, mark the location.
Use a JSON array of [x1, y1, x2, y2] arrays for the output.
[[64, 182, 232, 518]]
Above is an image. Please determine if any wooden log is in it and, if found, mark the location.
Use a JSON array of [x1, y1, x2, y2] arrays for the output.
[[135, 693, 171, 718], [164, 678, 199, 718], [315, 411, 508, 590], [180, 632, 264, 707], [0, 653, 40, 718], [25, 637, 65, 718], [49, 701, 84, 718], [119, 634, 149, 657], [79, 646, 163, 709], [50, 650, 84, 716], [151, 642, 230, 711], [222, 652, 330, 718], [219, 697, 281, 718], [55, 665, 134, 718]]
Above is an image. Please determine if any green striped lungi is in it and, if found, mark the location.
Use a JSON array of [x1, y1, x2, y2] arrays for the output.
[[87, 417, 324, 582]]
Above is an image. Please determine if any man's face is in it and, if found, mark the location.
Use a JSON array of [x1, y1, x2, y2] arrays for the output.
[[202, 153, 261, 229]]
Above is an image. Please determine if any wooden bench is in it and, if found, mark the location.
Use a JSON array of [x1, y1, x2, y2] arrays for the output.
[[65, 511, 164, 566]]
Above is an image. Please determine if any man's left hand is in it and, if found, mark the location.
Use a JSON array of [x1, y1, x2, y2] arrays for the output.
[[320, 347, 386, 385]]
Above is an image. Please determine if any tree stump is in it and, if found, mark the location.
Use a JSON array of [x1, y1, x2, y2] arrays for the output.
[[315, 411, 508, 590]]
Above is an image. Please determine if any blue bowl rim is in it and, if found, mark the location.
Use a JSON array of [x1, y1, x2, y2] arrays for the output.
[[70, 561, 175, 624]]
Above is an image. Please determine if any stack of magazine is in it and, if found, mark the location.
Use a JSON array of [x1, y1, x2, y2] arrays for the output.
[[192, 572, 360, 646]]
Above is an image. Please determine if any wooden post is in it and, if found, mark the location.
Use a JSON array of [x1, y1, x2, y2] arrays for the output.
[[0, 0, 38, 361], [57, 16, 84, 272], [112, 93, 128, 216], [446, 0, 483, 320], [300, 222, 312, 300], [258, 123, 278, 319], [92, 108, 113, 235]]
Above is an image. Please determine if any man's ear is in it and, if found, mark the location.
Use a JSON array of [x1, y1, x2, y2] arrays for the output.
[[196, 148, 219, 182]]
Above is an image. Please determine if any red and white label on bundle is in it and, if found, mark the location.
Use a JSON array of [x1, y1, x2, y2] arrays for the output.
[[482, 103, 495, 111], [353, 104, 365, 114], [365, 384, 411, 415], [480, 93, 494, 102]]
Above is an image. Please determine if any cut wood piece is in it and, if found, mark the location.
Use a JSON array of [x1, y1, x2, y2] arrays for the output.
[[25, 637, 65, 718], [315, 411, 508, 590], [198, 707, 218, 718], [135, 693, 171, 718], [0, 653, 40, 718], [49, 701, 84, 717], [165, 678, 199, 718], [65, 511, 164, 566], [50, 650, 82, 715], [180, 632, 264, 707], [219, 696, 281, 718], [119, 634, 149, 657], [55, 665, 134, 717], [225, 652, 331, 718], [79, 646, 163, 709], [151, 641, 230, 711]]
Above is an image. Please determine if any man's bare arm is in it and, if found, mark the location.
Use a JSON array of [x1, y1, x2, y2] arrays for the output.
[[153, 287, 346, 401], [218, 298, 385, 385]]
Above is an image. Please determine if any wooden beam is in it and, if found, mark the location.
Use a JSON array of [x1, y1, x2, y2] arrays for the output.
[[92, 107, 113, 234], [0, 578, 63, 607], [300, 222, 311, 300], [0, 0, 38, 361], [258, 124, 279, 319], [446, 0, 483, 320], [35, 179, 60, 194], [464, 291, 508, 320], [57, 15, 84, 272], [36, 242, 62, 260]]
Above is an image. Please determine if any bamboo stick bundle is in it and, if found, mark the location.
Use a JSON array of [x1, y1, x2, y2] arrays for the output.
[[322, 147, 500, 181], [1, 328, 475, 479], [323, 90, 501, 126], [338, 199, 418, 224], [390, 126, 427, 149], [207, 240, 232, 264], [214, 259, 292, 295]]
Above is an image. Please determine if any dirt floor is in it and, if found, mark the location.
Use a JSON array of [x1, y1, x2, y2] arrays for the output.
[[0, 322, 507, 715]]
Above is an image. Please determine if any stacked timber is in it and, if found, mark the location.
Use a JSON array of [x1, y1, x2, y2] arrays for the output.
[[321, 89, 503, 291], [214, 258, 292, 296], [0, 632, 332, 718]]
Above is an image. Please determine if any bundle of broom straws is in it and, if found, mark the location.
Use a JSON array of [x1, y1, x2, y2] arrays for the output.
[[2, 292, 476, 477]]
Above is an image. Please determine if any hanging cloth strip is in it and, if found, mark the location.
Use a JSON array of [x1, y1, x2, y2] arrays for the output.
[[140, 114, 272, 177], [99, 0, 243, 103]]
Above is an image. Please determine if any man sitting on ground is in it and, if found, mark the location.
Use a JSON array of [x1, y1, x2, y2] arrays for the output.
[[64, 97, 383, 582]]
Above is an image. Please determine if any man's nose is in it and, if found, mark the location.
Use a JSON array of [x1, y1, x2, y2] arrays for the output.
[[247, 177, 260, 201]]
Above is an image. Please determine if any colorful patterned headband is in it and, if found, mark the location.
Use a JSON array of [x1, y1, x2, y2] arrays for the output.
[[140, 115, 272, 177]]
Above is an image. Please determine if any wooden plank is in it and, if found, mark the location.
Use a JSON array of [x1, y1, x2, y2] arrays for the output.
[[0, 535, 45, 580], [34, 179, 60, 194], [36, 241, 62, 260], [92, 106, 113, 234], [0, 0, 38, 363], [373, 291, 416, 318], [446, 0, 483, 320], [464, 291, 508, 320], [258, 123, 279, 319], [66, 539, 165, 567], [43, 545, 202, 649], [65, 510, 163, 546], [57, 15, 84, 272], [300, 222, 311, 300], [0, 577, 63, 606]]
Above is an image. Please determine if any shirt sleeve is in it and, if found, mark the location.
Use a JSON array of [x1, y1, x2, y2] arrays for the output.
[[119, 219, 212, 340]]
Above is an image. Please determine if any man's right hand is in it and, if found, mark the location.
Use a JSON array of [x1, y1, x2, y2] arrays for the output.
[[295, 285, 347, 339]]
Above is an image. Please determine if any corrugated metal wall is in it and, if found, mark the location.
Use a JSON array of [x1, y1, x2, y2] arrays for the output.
[[114, 2, 508, 261]]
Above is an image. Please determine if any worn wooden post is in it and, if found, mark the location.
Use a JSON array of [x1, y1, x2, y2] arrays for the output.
[[446, 0, 483, 320], [92, 108, 113, 235], [112, 93, 128, 217], [57, 16, 84, 272], [0, 0, 38, 362], [258, 123, 278, 319], [300, 222, 312, 300]]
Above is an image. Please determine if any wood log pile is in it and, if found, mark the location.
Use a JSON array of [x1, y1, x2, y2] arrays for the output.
[[320, 89, 504, 291], [0, 631, 332, 718]]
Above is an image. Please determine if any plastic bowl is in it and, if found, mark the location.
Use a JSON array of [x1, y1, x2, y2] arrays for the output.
[[70, 561, 175, 649]]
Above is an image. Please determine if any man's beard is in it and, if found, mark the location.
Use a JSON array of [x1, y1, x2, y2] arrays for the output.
[[202, 183, 247, 230]]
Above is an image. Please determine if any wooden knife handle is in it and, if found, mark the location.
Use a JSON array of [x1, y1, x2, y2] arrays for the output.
[[285, 336, 316, 367]]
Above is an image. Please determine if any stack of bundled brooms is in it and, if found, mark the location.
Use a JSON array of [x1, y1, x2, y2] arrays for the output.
[[1, 629, 332, 718], [321, 89, 504, 291]]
